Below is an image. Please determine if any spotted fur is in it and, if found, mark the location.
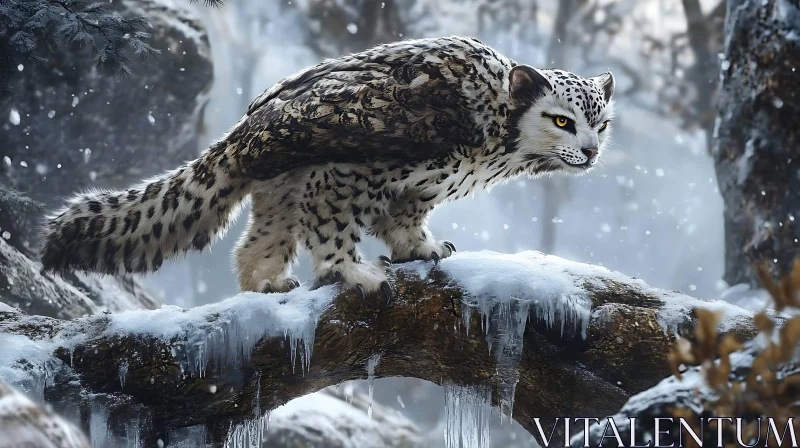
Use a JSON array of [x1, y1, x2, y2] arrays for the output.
[[41, 36, 615, 296]]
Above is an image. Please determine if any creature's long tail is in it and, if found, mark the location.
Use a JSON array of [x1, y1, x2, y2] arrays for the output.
[[41, 142, 251, 275]]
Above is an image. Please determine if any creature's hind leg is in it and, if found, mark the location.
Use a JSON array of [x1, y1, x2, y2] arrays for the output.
[[234, 177, 299, 293], [370, 192, 456, 263]]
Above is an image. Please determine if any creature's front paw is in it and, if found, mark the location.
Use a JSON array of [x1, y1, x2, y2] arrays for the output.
[[258, 276, 301, 294], [392, 240, 456, 265], [313, 261, 395, 305]]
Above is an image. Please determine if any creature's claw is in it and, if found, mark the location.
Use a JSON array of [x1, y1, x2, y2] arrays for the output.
[[355, 283, 368, 301], [443, 240, 457, 253], [379, 280, 395, 306], [312, 270, 343, 289], [262, 277, 301, 293], [284, 278, 300, 290], [375, 255, 392, 268], [431, 251, 441, 265]]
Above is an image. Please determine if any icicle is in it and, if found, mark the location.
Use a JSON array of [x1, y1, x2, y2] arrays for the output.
[[366, 354, 381, 419], [125, 417, 141, 448], [343, 381, 354, 403], [89, 401, 110, 448], [224, 411, 270, 448], [253, 372, 262, 417], [179, 289, 330, 378], [443, 383, 492, 448], [119, 362, 128, 389]]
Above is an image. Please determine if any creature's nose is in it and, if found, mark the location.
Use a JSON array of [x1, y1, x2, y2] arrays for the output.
[[581, 147, 599, 160]]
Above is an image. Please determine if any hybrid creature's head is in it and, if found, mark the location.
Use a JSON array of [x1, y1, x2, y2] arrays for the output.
[[506, 65, 615, 176]]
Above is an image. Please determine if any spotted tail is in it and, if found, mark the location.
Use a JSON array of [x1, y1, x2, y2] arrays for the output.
[[40, 143, 251, 275]]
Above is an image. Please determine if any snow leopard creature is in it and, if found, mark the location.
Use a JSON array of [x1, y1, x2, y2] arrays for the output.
[[41, 36, 615, 303]]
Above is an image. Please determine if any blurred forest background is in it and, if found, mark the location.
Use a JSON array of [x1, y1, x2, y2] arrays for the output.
[[2, 0, 797, 446]]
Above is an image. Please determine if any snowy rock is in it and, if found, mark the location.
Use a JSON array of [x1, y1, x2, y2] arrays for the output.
[[260, 388, 425, 448]]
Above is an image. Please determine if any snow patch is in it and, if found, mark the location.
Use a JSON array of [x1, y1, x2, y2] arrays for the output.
[[440, 251, 593, 339], [655, 291, 755, 335]]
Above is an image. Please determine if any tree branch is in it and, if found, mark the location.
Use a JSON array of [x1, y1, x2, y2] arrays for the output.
[[0, 252, 761, 445]]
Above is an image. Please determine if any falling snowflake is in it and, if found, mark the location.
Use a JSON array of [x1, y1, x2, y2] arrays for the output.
[[9, 109, 20, 125], [347, 23, 358, 34]]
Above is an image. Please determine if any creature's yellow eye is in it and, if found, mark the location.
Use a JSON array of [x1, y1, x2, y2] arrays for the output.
[[555, 116, 569, 127], [599, 121, 609, 132]]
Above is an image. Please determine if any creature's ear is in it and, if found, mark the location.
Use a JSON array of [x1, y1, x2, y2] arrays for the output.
[[509, 65, 551, 103], [592, 72, 615, 102]]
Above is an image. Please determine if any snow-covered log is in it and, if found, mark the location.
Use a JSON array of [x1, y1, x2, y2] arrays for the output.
[[0, 251, 761, 445]]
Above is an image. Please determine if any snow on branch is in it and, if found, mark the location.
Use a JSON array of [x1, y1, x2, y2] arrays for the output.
[[0, 251, 761, 446]]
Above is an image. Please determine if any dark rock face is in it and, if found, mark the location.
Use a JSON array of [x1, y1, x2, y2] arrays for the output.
[[713, 0, 800, 285], [0, 0, 213, 206]]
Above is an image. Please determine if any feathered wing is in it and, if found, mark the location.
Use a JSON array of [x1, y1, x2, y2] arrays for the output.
[[231, 37, 491, 180]]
